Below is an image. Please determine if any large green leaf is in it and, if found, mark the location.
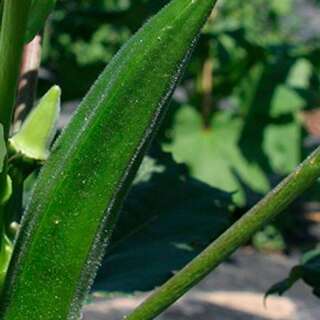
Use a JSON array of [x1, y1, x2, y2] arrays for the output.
[[238, 59, 305, 176], [1, 1, 219, 319], [164, 55, 308, 206], [164, 106, 270, 205], [94, 150, 233, 293]]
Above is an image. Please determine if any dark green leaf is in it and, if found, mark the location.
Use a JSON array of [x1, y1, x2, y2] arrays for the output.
[[94, 150, 233, 293], [266, 249, 320, 299], [266, 266, 302, 297], [25, 0, 56, 43]]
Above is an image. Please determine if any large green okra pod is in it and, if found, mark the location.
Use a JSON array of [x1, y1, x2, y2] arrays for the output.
[[1, 1, 217, 319]]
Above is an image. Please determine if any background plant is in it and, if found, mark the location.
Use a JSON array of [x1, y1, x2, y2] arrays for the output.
[[40, 0, 320, 250], [42, 0, 320, 298]]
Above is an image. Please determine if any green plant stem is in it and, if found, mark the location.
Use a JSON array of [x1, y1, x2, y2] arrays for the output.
[[0, 2, 3, 23], [4, 166, 23, 236], [0, 0, 32, 139], [0, 0, 32, 236], [126, 147, 320, 320]]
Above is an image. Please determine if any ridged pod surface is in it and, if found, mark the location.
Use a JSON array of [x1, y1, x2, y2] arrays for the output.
[[1, 0, 217, 319]]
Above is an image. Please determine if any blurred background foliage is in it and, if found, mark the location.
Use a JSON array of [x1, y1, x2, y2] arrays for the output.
[[41, 0, 320, 203], [34, 0, 320, 291]]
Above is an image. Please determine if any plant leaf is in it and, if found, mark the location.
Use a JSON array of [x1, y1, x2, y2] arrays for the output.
[[10, 85, 61, 161], [301, 249, 320, 297], [266, 249, 320, 299], [165, 57, 307, 206], [164, 105, 270, 205], [265, 266, 302, 298], [252, 225, 286, 252], [1, 1, 219, 319], [25, 0, 56, 43], [94, 149, 233, 293]]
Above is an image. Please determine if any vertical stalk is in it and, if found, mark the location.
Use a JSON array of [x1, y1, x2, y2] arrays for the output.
[[0, 2, 3, 22], [4, 167, 24, 236], [0, 0, 32, 139], [0, 0, 32, 243], [196, 41, 214, 129], [126, 147, 320, 320], [201, 56, 213, 128]]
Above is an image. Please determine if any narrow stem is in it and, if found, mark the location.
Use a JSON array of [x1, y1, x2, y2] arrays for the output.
[[0, 2, 3, 22], [126, 147, 320, 320], [0, 0, 32, 242], [201, 57, 213, 129], [4, 166, 23, 236], [0, 0, 32, 139]]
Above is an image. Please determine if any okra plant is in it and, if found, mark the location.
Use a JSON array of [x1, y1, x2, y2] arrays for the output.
[[0, 0, 319, 319]]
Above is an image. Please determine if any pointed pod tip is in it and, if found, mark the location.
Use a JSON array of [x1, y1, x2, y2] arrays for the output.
[[39, 85, 61, 114], [51, 85, 61, 93], [46, 85, 62, 100], [9, 85, 62, 162]]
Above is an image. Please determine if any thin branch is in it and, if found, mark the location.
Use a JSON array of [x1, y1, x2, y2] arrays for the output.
[[0, 0, 32, 231], [0, 0, 32, 139], [125, 146, 320, 320], [201, 57, 213, 129]]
